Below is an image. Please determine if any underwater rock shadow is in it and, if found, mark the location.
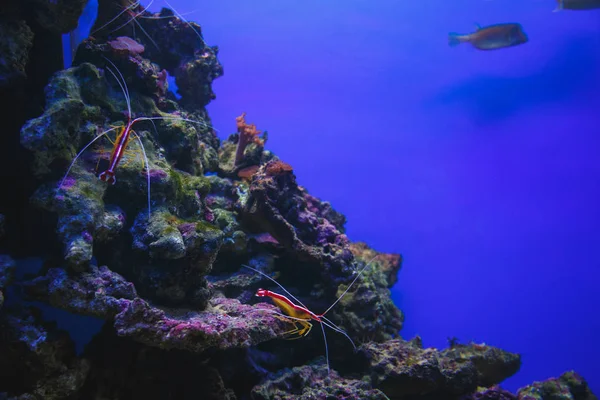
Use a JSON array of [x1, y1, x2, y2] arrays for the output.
[[426, 35, 600, 124]]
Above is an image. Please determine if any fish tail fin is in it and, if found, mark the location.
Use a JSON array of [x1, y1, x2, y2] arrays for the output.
[[448, 33, 465, 47], [553, 0, 563, 11]]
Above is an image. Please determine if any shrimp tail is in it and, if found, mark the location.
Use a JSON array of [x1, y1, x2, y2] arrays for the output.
[[448, 32, 466, 47]]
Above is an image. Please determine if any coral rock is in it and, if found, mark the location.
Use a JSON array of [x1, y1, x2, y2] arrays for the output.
[[516, 371, 597, 400], [23, 265, 137, 318], [350, 241, 402, 288], [442, 342, 522, 388], [0, 254, 15, 288], [129, 209, 223, 307], [241, 159, 354, 272], [89, 4, 223, 109], [94, 205, 126, 242], [461, 385, 517, 399], [113, 297, 293, 353], [359, 339, 520, 398], [0, 307, 90, 399], [80, 323, 237, 400], [131, 211, 187, 260], [251, 360, 388, 400], [329, 243, 404, 341], [22, 265, 295, 353], [0, 18, 34, 87], [28, 0, 88, 33]]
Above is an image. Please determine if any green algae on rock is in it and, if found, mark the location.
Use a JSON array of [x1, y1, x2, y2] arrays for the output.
[[0, 18, 34, 87], [20, 58, 219, 270], [20, 63, 103, 177], [358, 339, 520, 398], [516, 371, 597, 400], [251, 360, 389, 400]]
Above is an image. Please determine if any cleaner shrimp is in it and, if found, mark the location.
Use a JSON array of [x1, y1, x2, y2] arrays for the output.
[[242, 255, 380, 373], [58, 57, 216, 219]]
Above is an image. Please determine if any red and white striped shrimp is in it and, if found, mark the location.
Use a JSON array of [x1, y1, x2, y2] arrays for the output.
[[91, 0, 204, 50], [58, 57, 216, 219], [242, 255, 380, 373]]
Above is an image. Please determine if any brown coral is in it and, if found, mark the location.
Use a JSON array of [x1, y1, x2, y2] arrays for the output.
[[237, 165, 260, 180], [265, 160, 293, 177], [234, 112, 265, 166]]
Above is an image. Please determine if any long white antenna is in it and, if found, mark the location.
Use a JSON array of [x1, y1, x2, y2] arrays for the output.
[[106, 0, 155, 34], [129, 13, 160, 50], [91, 0, 140, 35], [320, 317, 356, 349], [139, 10, 197, 19], [241, 264, 309, 310], [102, 57, 131, 118], [320, 322, 329, 373], [320, 255, 380, 317], [244, 256, 382, 375], [58, 127, 118, 189], [164, 0, 206, 47]]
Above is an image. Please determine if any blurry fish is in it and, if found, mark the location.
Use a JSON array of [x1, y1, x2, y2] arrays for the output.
[[448, 23, 528, 50], [554, 0, 600, 10]]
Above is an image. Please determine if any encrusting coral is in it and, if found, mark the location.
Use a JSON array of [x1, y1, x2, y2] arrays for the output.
[[234, 112, 267, 167], [0, 2, 597, 400]]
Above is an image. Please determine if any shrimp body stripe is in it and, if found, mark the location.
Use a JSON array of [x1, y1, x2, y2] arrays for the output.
[[260, 290, 321, 321], [105, 121, 134, 176]]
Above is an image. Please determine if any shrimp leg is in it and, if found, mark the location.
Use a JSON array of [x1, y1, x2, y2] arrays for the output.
[[59, 127, 119, 189]]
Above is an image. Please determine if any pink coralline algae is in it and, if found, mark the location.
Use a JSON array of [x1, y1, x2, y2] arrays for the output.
[[59, 176, 77, 189], [114, 297, 291, 353], [82, 230, 93, 243], [22, 265, 293, 353], [241, 159, 354, 271], [156, 68, 168, 95], [108, 36, 145, 55], [148, 168, 168, 182]]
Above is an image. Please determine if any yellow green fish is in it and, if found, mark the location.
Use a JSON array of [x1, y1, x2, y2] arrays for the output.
[[448, 23, 528, 51]]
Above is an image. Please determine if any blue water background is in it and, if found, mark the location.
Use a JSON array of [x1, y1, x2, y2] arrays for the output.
[[65, 0, 600, 392]]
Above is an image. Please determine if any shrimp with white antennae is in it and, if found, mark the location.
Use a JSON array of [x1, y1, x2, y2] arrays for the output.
[[92, 0, 205, 50], [91, 1, 144, 37], [242, 255, 380, 374], [58, 57, 217, 220], [163, 0, 206, 47]]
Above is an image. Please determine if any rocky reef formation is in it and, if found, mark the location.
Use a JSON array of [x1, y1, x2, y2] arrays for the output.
[[0, 307, 90, 399], [515, 371, 597, 400], [0, 1, 596, 400]]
